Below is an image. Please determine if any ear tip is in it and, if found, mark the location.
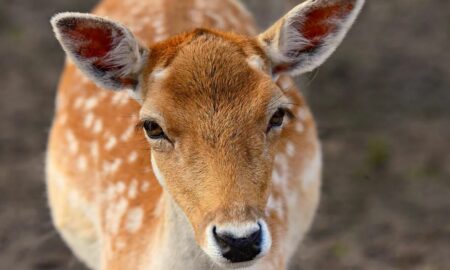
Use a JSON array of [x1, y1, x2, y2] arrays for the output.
[[50, 12, 96, 31]]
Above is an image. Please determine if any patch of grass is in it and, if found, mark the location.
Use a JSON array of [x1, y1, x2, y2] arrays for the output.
[[4, 26, 24, 43], [408, 158, 444, 182], [365, 136, 390, 171], [351, 136, 391, 180], [330, 241, 349, 260]]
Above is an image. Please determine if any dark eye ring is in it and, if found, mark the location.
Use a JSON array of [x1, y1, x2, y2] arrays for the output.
[[267, 108, 286, 132], [143, 121, 166, 140]]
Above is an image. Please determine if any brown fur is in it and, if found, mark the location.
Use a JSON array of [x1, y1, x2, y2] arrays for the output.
[[47, 0, 363, 269]]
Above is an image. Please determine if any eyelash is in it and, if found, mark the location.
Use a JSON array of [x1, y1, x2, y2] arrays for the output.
[[267, 107, 293, 133], [138, 120, 168, 140]]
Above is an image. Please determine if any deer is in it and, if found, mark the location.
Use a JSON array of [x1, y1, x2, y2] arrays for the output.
[[47, 0, 364, 269]]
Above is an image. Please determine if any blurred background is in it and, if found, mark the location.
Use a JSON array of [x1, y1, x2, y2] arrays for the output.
[[0, 0, 449, 269]]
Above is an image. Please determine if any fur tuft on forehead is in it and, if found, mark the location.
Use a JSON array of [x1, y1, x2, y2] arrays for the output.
[[155, 33, 267, 104], [145, 28, 268, 72]]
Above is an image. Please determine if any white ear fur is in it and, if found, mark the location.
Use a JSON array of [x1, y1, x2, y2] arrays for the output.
[[51, 12, 148, 92], [258, 0, 365, 77]]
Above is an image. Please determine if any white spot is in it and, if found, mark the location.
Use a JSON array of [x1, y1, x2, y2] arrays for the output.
[[152, 19, 164, 30], [65, 130, 79, 154], [273, 154, 289, 191], [302, 148, 322, 190], [297, 107, 309, 120], [77, 155, 87, 171], [266, 194, 283, 218], [274, 153, 287, 167], [93, 119, 103, 134], [91, 142, 99, 160], [106, 185, 117, 201], [116, 181, 126, 194], [103, 159, 122, 174], [106, 198, 128, 234], [295, 122, 304, 133], [105, 136, 117, 151], [120, 126, 135, 142], [150, 68, 169, 82], [74, 97, 84, 109], [66, 189, 97, 220], [141, 181, 150, 192], [286, 142, 296, 157], [84, 112, 94, 129], [84, 97, 99, 111], [155, 25, 166, 35], [272, 168, 283, 187], [128, 179, 138, 199], [125, 207, 144, 233], [128, 151, 138, 163], [246, 55, 265, 71], [59, 113, 68, 125], [111, 91, 129, 106]]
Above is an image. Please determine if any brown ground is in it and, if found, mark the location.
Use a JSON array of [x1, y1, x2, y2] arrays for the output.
[[0, 0, 449, 269]]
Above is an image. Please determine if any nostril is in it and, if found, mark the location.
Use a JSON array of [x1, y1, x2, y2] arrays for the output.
[[213, 226, 232, 252], [212, 224, 263, 263]]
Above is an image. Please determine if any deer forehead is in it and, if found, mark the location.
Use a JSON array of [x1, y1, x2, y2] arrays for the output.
[[140, 32, 279, 125]]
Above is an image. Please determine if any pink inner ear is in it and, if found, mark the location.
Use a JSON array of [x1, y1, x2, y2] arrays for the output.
[[64, 21, 116, 59], [300, 3, 354, 50]]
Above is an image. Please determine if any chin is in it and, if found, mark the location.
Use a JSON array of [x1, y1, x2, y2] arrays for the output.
[[216, 260, 259, 269]]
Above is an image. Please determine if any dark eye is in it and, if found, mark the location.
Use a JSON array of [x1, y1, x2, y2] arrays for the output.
[[143, 121, 166, 140], [267, 108, 286, 132]]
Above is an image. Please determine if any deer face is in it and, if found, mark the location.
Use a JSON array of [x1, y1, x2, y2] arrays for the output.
[[51, 0, 364, 266], [139, 32, 283, 265]]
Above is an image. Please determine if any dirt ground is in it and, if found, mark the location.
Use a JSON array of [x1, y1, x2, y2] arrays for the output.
[[0, 0, 449, 269]]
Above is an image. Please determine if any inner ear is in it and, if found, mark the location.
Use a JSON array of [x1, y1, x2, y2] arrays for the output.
[[286, 2, 356, 56], [62, 19, 116, 59], [52, 13, 148, 91], [258, 0, 365, 77]]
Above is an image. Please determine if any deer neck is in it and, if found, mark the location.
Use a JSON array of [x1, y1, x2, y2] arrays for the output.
[[149, 191, 213, 270]]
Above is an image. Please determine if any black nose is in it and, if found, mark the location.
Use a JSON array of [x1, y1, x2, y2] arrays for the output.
[[213, 225, 262, 263]]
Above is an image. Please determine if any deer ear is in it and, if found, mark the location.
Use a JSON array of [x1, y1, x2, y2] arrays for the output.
[[51, 12, 148, 92], [258, 0, 364, 77]]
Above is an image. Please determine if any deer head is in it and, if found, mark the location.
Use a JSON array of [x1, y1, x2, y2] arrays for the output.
[[51, 0, 364, 267]]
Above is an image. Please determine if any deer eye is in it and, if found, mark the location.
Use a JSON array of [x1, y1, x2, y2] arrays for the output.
[[143, 121, 166, 140], [267, 108, 286, 132]]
